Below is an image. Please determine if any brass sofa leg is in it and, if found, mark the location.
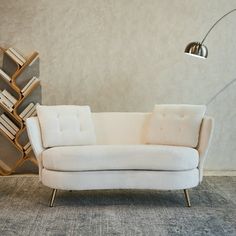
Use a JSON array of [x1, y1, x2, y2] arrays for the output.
[[49, 189, 57, 207], [184, 189, 191, 207]]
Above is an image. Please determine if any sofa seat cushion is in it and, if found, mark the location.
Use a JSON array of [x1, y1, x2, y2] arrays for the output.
[[42, 145, 199, 171]]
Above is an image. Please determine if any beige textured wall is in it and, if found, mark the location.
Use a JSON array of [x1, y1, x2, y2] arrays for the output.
[[0, 0, 236, 170]]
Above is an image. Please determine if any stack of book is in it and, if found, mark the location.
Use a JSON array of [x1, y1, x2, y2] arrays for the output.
[[21, 77, 40, 96], [0, 68, 11, 83], [5, 47, 26, 67], [19, 103, 38, 121], [0, 114, 19, 140], [0, 89, 17, 112], [23, 142, 32, 155]]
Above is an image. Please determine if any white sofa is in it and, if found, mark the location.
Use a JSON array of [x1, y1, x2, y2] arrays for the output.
[[26, 105, 214, 207]]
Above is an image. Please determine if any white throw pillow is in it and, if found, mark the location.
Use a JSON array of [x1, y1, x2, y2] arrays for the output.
[[146, 104, 206, 147], [36, 105, 96, 148]]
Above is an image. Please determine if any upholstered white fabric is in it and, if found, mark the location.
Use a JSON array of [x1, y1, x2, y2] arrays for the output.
[[26, 111, 214, 193], [197, 116, 214, 182], [26, 117, 45, 181], [146, 104, 206, 147], [36, 105, 96, 148], [26, 117, 45, 159], [92, 113, 150, 144], [42, 169, 199, 190], [42, 145, 199, 171]]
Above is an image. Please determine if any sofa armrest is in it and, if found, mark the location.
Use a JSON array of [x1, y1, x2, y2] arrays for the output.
[[26, 117, 45, 180], [197, 116, 214, 182]]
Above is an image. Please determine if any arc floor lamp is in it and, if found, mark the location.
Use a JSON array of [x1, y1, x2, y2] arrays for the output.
[[184, 8, 236, 105]]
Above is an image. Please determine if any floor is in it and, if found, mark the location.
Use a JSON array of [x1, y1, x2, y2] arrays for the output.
[[0, 176, 235, 236]]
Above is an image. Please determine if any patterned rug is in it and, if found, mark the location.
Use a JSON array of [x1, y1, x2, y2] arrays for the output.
[[0, 176, 235, 236]]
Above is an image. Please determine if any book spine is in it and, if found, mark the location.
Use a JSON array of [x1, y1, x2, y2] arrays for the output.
[[23, 142, 31, 150], [9, 48, 26, 63], [0, 69, 11, 82], [22, 78, 40, 96], [30, 109, 37, 118], [1, 114, 19, 132], [0, 117, 16, 135], [5, 50, 24, 66], [0, 94, 13, 108], [19, 103, 34, 118], [0, 98, 13, 112], [0, 123, 14, 140], [21, 77, 37, 93], [23, 106, 37, 121], [2, 90, 17, 104], [25, 146, 32, 155]]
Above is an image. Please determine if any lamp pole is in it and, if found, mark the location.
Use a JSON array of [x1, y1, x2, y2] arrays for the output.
[[206, 78, 236, 105]]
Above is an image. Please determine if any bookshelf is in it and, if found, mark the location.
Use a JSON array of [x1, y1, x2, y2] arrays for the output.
[[0, 47, 41, 176]]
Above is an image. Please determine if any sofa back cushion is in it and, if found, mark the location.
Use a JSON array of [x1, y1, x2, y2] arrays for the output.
[[145, 104, 206, 147], [36, 105, 96, 148], [92, 113, 150, 144]]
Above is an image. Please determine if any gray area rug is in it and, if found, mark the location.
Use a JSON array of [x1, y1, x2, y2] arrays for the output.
[[0, 176, 235, 236]]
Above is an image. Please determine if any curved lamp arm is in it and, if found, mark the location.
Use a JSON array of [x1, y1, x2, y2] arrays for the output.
[[206, 78, 236, 105], [185, 9, 236, 58], [201, 8, 236, 45]]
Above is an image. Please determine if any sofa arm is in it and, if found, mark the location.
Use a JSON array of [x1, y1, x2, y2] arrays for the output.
[[26, 117, 45, 180], [197, 116, 214, 182]]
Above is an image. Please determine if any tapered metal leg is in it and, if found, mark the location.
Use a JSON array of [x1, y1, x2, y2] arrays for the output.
[[49, 189, 57, 207], [184, 189, 191, 207]]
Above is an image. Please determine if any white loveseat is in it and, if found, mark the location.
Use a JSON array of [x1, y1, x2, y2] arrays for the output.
[[26, 105, 214, 207]]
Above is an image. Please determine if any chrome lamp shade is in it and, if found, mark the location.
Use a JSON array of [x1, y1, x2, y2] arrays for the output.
[[184, 42, 208, 59]]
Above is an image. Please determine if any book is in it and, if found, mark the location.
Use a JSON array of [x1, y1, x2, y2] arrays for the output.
[[23, 106, 37, 121], [0, 93, 14, 108], [0, 99, 13, 112], [19, 103, 34, 118], [30, 109, 37, 117], [0, 117, 16, 135], [1, 114, 19, 132], [0, 123, 14, 140], [25, 146, 32, 155], [21, 77, 37, 93], [2, 90, 17, 104], [5, 50, 24, 66], [23, 142, 31, 150], [0, 68, 11, 82], [22, 78, 40, 96], [9, 48, 26, 63]]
